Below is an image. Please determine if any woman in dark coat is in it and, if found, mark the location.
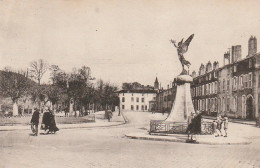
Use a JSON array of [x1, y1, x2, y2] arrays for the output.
[[48, 112, 59, 133], [41, 110, 59, 134]]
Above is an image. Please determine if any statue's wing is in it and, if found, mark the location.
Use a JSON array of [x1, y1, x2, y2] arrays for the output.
[[181, 34, 194, 54]]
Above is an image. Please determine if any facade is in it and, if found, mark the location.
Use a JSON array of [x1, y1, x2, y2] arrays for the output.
[[118, 89, 157, 112], [156, 82, 177, 113], [191, 36, 259, 119], [155, 36, 259, 120]]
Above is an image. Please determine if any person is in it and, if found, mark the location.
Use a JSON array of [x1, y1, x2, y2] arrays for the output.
[[216, 116, 223, 137], [108, 110, 113, 122], [223, 116, 228, 137], [212, 120, 218, 136], [48, 110, 59, 134], [193, 111, 202, 135], [30, 108, 40, 136], [41, 109, 52, 132], [186, 112, 195, 141]]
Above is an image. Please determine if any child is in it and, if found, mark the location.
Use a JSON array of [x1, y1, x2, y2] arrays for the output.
[[216, 116, 223, 137], [212, 120, 218, 136], [223, 117, 228, 137]]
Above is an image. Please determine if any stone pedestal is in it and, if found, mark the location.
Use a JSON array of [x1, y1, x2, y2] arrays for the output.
[[165, 75, 195, 122]]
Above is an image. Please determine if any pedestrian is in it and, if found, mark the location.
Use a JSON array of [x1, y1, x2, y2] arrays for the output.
[[108, 110, 113, 122], [223, 116, 228, 137], [212, 120, 218, 136], [216, 116, 223, 137], [30, 108, 40, 136], [186, 112, 195, 142]]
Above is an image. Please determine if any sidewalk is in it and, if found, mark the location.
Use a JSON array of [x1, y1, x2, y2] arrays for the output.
[[125, 121, 259, 145], [202, 115, 256, 126], [0, 111, 126, 131]]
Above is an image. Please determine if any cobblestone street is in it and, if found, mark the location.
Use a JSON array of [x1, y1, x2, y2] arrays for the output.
[[1, 111, 260, 168]]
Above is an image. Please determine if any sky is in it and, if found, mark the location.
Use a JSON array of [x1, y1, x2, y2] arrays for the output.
[[0, 0, 260, 88]]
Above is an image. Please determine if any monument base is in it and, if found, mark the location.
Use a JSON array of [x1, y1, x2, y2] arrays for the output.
[[165, 75, 195, 122]]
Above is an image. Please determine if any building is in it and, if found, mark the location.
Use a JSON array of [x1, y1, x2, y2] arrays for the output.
[[191, 36, 259, 119], [156, 80, 177, 113], [118, 87, 157, 112]]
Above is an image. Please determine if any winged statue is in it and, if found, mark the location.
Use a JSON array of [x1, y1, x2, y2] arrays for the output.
[[170, 34, 194, 73]]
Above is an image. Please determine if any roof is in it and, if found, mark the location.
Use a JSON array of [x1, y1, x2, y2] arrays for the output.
[[117, 89, 157, 94]]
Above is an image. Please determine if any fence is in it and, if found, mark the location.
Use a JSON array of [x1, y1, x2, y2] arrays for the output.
[[150, 120, 213, 135]]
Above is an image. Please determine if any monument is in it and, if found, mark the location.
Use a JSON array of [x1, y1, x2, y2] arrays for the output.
[[166, 34, 195, 122], [150, 34, 196, 134]]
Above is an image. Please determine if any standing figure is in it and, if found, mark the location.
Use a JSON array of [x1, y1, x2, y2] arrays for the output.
[[212, 120, 218, 136], [223, 116, 228, 137], [216, 116, 223, 137], [170, 34, 194, 73], [186, 112, 195, 141], [31, 108, 40, 136]]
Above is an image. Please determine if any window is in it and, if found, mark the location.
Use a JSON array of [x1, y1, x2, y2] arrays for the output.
[[131, 97, 134, 102], [239, 75, 243, 89], [215, 81, 217, 93], [132, 93, 133, 96], [123, 93, 124, 96], [227, 79, 230, 91], [142, 98, 145, 102], [227, 97, 230, 111], [141, 105, 144, 110], [136, 97, 139, 102], [248, 73, 252, 88], [131, 105, 134, 110], [145, 105, 147, 110], [223, 79, 225, 92], [122, 105, 125, 110], [243, 74, 248, 88], [136, 105, 139, 110], [122, 97, 125, 102]]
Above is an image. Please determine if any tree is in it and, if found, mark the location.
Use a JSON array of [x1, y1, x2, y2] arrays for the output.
[[0, 69, 32, 116], [29, 59, 48, 85]]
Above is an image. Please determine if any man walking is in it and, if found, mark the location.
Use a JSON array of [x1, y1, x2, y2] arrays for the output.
[[31, 108, 40, 136]]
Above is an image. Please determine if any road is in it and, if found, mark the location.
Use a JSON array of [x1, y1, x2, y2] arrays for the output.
[[0, 111, 260, 168]]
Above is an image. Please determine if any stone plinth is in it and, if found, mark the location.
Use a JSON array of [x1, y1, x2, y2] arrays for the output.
[[165, 75, 195, 122]]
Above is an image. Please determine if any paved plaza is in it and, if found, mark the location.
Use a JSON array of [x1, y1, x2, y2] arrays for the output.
[[1, 111, 260, 168]]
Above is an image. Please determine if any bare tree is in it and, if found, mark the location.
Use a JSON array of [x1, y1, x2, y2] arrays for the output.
[[30, 59, 48, 85]]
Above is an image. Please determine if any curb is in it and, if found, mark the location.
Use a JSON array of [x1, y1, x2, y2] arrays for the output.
[[125, 133, 252, 145]]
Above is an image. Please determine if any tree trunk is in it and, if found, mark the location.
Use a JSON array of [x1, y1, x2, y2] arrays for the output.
[[13, 101, 19, 116]]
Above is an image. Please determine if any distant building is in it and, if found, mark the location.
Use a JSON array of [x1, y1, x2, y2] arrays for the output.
[[118, 82, 157, 112]]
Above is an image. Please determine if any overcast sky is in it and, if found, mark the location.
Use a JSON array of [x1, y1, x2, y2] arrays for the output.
[[1, 0, 260, 88]]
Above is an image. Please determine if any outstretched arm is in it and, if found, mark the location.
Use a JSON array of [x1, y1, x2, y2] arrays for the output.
[[170, 39, 177, 48]]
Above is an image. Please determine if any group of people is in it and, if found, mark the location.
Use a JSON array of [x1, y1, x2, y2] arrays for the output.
[[30, 108, 59, 136], [186, 111, 229, 143], [212, 116, 228, 137]]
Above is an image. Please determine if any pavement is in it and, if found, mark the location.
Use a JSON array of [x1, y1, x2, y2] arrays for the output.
[[1, 111, 260, 168], [125, 112, 260, 145], [0, 111, 126, 131]]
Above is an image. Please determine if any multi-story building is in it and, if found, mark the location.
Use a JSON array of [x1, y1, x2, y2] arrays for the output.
[[118, 82, 157, 112], [154, 36, 259, 120], [191, 36, 259, 119], [156, 80, 177, 113]]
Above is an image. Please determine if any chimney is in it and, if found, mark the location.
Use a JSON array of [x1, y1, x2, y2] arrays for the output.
[[248, 36, 257, 57], [231, 45, 241, 62]]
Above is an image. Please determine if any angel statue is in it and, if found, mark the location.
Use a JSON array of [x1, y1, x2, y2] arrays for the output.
[[170, 34, 194, 74]]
